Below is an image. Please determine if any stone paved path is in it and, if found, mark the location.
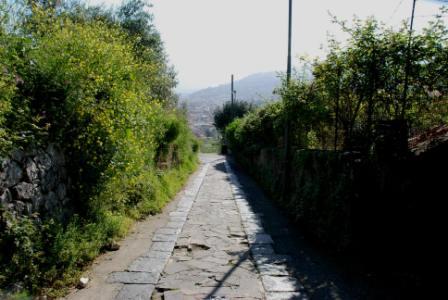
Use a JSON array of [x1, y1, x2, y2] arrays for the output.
[[105, 154, 306, 299], [68, 153, 400, 300], [153, 156, 264, 299]]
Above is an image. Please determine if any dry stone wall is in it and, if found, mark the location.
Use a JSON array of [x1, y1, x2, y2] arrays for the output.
[[0, 144, 72, 221]]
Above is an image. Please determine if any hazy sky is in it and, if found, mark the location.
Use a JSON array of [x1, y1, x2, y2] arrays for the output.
[[86, 0, 447, 92]]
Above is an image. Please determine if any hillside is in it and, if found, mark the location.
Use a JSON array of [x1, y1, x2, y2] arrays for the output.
[[182, 72, 281, 137]]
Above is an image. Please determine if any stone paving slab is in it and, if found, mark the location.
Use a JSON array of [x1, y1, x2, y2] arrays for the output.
[[261, 275, 303, 292], [165, 221, 184, 229], [253, 254, 292, 265], [163, 290, 184, 300], [244, 222, 265, 231], [150, 241, 176, 252], [155, 227, 181, 235], [257, 263, 290, 276], [115, 284, 154, 300], [177, 202, 194, 209], [244, 225, 266, 235], [143, 250, 172, 260], [175, 206, 190, 212], [265, 292, 308, 300], [169, 216, 187, 222], [107, 272, 159, 284], [127, 257, 167, 273], [251, 244, 275, 255], [247, 233, 274, 244], [169, 211, 189, 217], [152, 233, 178, 242]]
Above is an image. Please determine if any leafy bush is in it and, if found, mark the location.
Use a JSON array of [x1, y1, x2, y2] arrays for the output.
[[224, 7, 448, 264], [213, 100, 253, 134], [226, 101, 284, 155], [0, 1, 197, 296], [313, 14, 448, 149], [227, 12, 448, 155]]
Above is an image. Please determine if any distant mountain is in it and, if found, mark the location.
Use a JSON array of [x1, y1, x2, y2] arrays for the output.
[[183, 71, 281, 105], [182, 72, 281, 138], [176, 87, 199, 95]]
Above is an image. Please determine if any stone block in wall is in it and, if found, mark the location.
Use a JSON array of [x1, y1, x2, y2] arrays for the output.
[[14, 200, 26, 215], [0, 159, 23, 188], [40, 168, 59, 193], [11, 149, 25, 163], [25, 202, 33, 215], [12, 182, 40, 201], [9, 200, 33, 216], [1, 188, 12, 207], [35, 151, 53, 174], [25, 158, 39, 183]]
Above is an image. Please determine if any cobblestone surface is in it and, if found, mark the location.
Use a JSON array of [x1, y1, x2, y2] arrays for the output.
[[69, 154, 400, 300], [153, 156, 264, 299], [110, 163, 209, 300], [225, 160, 307, 300], [112, 154, 308, 299]]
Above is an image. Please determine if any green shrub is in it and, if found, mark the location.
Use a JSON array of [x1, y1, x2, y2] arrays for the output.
[[225, 101, 284, 155], [0, 1, 198, 296], [213, 100, 253, 134]]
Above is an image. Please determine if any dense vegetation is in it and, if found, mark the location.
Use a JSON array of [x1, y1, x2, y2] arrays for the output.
[[0, 0, 197, 296], [226, 12, 448, 153], [223, 12, 447, 295], [213, 100, 253, 134]]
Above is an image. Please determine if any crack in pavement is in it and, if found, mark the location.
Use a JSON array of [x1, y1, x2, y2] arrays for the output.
[[111, 154, 309, 299]]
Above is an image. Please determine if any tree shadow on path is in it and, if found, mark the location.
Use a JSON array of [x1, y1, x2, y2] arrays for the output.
[[225, 157, 404, 300]]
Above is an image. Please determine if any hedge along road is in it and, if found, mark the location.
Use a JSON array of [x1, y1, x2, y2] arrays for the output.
[[66, 153, 388, 300]]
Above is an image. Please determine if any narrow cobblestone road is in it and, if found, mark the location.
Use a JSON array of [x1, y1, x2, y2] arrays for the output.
[[67, 154, 401, 300], [106, 154, 306, 299]]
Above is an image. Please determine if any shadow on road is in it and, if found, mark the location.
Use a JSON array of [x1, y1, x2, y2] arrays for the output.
[[203, 249, 251, 299], [225, 157, 403, 300]]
